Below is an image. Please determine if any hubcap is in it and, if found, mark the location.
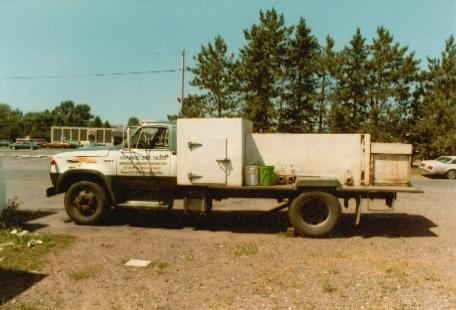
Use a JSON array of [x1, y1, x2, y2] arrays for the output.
[[74, 189, 97, 214], [449, 171, 456, 179]]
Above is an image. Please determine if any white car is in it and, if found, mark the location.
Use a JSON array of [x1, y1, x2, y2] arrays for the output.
[[419, 156, 456, 179]]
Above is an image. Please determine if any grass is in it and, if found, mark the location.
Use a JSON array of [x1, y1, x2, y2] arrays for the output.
[[1, 301, 41, 310], [69, 266, 101, 281], [0, 228, 74, 272], [0, 198, 74, 272], [233, 242, 259, 257]]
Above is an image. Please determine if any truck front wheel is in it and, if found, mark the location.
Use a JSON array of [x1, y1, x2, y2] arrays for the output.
[[64, 181, 108, 225], [288, 192, 341, 237]]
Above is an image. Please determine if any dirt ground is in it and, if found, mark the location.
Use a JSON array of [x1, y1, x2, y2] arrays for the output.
[[1, 155, 456, 309]]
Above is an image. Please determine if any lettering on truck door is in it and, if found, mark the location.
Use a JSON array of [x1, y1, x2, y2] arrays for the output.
[[117, 126, 174, 191]]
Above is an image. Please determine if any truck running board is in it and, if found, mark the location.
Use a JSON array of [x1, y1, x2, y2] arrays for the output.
[[118, 200, 171, 209]]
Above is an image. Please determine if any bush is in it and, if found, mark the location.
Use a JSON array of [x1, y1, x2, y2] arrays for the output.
[[0, 197, 22, 227]]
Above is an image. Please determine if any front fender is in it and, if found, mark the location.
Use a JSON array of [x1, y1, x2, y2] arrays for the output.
[[55, 169, 117, 206]]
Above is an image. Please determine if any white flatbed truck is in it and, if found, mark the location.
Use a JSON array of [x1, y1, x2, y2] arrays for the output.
[[46, 118, 422, 237]]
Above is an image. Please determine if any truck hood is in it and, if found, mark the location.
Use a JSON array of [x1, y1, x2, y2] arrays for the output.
[[53, 146, 114, 158]]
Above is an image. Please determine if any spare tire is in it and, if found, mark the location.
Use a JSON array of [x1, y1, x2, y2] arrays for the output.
[[288, 192, 341, 237]]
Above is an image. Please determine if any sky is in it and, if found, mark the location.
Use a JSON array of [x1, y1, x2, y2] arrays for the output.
[[0, 0, 455, 125]]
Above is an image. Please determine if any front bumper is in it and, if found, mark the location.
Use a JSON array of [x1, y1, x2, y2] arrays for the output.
[[46, 186, 57, 197], [419, 168, 436, 175]]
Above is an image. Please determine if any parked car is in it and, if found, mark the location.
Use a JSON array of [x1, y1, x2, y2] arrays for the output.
[[10, 141, 41, 150], [31, 138, 49, 147], [419, 156, 456, 179], [0, 140, 11, 147], [69, 140, 81, 148]]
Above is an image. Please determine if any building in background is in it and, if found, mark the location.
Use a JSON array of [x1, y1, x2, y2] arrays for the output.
[[51, 126, 114, 145]]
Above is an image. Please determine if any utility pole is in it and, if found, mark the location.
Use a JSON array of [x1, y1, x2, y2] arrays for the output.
[[180, 49, 185, 113]]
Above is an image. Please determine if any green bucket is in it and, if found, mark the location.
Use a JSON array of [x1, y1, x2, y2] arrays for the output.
[[259, 166, 275, 186]]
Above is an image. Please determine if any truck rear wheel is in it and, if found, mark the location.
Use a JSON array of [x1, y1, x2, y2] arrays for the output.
[[64, 181, 108, 225], [288, 192, 341, 237]]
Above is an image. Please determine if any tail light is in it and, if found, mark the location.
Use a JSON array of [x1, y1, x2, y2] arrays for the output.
[[50, 159, 56, 166]]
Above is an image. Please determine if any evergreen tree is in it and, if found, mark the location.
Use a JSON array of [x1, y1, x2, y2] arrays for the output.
[[127, 117, 140, 126], [238, 8, 292, 132], [315, 36, 337, 133], [190, 35, 238, 117], [411, 35, 456, 158], [91, 116, 103, 128], [279, 18, 320, 132], [0, 103, 23, 140], [333, 28, 369, 132], [365, 27, 418, 141]]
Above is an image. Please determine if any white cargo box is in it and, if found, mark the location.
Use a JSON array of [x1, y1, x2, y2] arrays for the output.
[[177, 118, 413, 187], [177, 118, 253, 186], [246, 133, 371, 186]]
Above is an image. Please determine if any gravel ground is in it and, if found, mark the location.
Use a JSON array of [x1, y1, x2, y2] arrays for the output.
[[1, 154, 455, 309]]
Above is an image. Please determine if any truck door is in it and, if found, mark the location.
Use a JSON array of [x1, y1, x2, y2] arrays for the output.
[[188, 137, 228, 185], [117, 126, 175, 192]]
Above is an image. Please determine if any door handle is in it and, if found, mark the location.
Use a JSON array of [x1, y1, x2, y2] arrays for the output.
[[188, 141, 202, 150], [188, 173, 202, 181], [216, 158, 231, 164]]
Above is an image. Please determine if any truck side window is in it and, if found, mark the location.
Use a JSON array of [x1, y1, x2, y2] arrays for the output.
[[130, 127, 168, 149], [154, 128, 169, 147]]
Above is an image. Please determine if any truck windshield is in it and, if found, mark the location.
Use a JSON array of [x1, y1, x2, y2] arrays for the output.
[[129, 127, 168, 149]]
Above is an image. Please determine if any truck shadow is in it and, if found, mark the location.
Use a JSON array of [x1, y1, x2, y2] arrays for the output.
[[333, 213, 438, 238], [0, 268, 47, 305], [103, 209, 437, 238]]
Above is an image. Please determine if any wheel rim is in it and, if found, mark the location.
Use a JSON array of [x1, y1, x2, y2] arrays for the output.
[[72, 187, 98, 216], [300, 198, 330, 225], [448, 170, 456, 179]]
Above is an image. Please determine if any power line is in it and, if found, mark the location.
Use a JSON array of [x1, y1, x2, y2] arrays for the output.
[[0, 68, 181, 80]]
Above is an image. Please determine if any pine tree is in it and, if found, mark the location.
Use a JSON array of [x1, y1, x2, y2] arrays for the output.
[[279, 18, 320, 132], [190, 35, 238, 117], [411, 35, 456, 158], [365, 27, 418, 141], [238, 8, 292, 132], [333, 28, 369, 132], [315, 36, 337, 133]]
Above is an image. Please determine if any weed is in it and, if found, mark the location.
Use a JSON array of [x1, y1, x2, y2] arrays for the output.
[[320, 274, 337, 293], [150, 260, 169, 269], [276, 231, 287, 238], [69, 265, 101, 281], [385, 260, 409, 283], [423, 268, 441, 282], [233, 242, 258, 257], [149, 260, 169, 274], [0, 197, 22, 227]]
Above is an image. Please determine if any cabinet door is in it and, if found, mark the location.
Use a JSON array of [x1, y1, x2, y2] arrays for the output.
[[189, 137, 227, 185]]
